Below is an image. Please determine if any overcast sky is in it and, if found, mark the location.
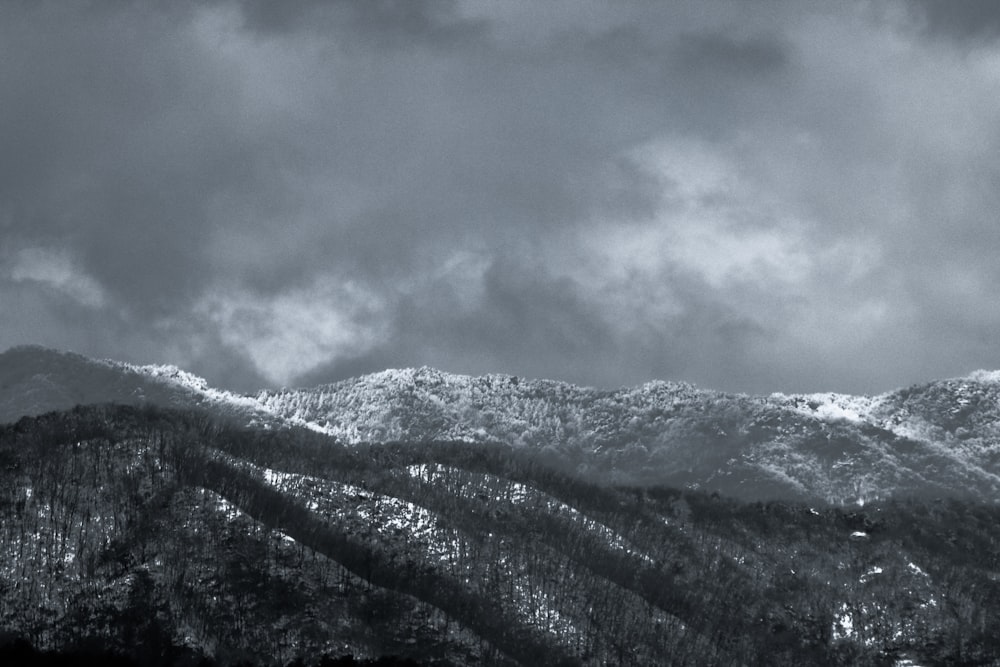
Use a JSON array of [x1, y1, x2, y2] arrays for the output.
[[2, 0, 1000, 395]]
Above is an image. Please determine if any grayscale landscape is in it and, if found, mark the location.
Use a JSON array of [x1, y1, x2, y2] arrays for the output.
[[3, 2, 1000, 666], [3, 346, 1000, 665]]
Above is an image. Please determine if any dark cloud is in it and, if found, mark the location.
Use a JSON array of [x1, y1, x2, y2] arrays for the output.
[[672, 31, 791, 76], [908, 0, 1000, 41], [298, 256, 618, 386], [2, 1, 999, 395], [0, 2, 255, 314], [295, 255, 787, 393], [236, 0, 487, 47]]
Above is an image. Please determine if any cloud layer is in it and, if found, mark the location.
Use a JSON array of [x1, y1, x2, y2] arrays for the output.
[[2, 0, 999, 394]]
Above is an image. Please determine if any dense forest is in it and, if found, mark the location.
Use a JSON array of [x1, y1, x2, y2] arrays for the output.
[[2, 405, 1000, 665]]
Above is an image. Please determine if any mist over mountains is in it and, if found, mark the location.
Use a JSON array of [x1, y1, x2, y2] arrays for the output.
[[3, 346, 1000, 666]]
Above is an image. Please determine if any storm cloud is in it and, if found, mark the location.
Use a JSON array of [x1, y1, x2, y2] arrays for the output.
[[2, 0, 999, 395]]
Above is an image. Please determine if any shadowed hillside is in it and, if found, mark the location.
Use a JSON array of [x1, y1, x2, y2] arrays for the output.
[[2, 405, 1000, 665]]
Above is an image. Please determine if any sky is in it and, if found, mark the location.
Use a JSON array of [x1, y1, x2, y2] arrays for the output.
[[2, 0, 1000, 396]]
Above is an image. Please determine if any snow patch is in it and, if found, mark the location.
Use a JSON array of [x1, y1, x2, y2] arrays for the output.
[[253, 464, 460, 563], [833, 602, 854, 640], [781, 392, 881, 424], [968, 369, 1000, 383]]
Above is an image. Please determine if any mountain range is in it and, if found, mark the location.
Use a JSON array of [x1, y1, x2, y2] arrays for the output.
[[2, 346, 1000, 666], [4, 345, 1000, 505]]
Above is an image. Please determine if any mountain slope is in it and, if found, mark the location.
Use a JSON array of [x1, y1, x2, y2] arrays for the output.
[[3, 347, 1000, 503], [254, 366, 1000, 503], [0, 346, 313, 432], [2, 405, 1000, 666]]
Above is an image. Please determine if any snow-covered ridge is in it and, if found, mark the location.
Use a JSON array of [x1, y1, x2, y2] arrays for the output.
[[115, 362, 212, 393], [103, 356, 1000, 454], [107, 359, 335, 434], [775, 392, 885, 425], [112, 359, 271, 411], [7, 347, 1000, 503], [968, 369, 1000, 384]]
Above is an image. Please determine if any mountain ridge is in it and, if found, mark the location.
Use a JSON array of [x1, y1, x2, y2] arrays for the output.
[[3, 402, 1000, 666], [4, 348, 1000, 664], [3, 345, 1000, 503]]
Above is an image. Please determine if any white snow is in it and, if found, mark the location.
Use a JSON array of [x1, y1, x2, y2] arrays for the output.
[[968, 369, 1000, 383], [894, 658, 926, 667], [780, 392, 882, 424], [124, 363, 212, 393], [208, 490, 244, 521], [833, 602, 854, 639], [252, 463, 461, 563], [514, 581, 578, 638], [114, 360, 336, 435]]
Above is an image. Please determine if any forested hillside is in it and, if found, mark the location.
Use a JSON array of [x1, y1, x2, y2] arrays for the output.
[[8, 348, 1000, 505], [2, 405, 1000, 666]]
